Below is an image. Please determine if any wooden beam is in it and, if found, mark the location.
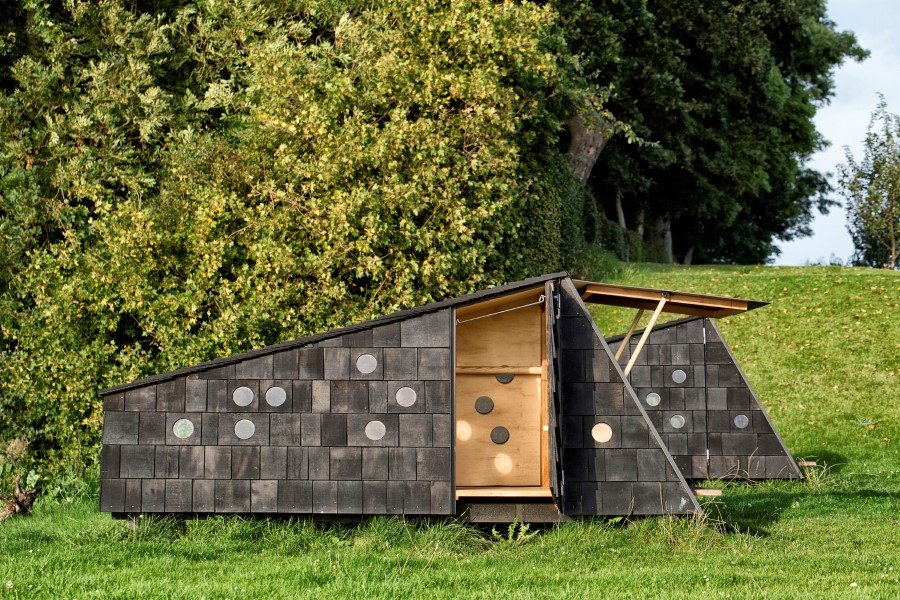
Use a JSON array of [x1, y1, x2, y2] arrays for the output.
[[692, 488, 723, 497], [614, 308, 644, 362], [797, 461, 817, 468], [456, 487, 553, 499], [623, 295, 668, 377], [455, 366, 542, 375]]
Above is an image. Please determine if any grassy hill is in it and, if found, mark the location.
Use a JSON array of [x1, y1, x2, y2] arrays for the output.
[[1, 265, 898, 599]]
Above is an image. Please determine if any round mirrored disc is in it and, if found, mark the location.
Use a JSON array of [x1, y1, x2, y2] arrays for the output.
[[591, 422, 613, 443], [490, 426, 510, 444], [670, 414, 686, 429], [233, 386, 254, 407], [495, 373, 515, 384], [646, 392, 661, 407], [234, 419, 256, 440], [475, 396, 494, 414], [672, 369, 687, 384], [356, 353, 378, 374], [395, 386, 417, 407], [265, 386, 287, 407], [734, 414, 750, 429], [365, 420, 386, 441], [172, 418, 194, 439]]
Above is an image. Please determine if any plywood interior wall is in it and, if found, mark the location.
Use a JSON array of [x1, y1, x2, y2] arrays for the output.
[[455, 375, 542, 486], [456, 301, 542, 368], [455, 289, 546, 489]]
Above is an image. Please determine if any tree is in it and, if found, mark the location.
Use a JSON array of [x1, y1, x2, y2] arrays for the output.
[[554, 0, 866, 263], [0, 0, 589, 475], [839, 95, 900, 268]]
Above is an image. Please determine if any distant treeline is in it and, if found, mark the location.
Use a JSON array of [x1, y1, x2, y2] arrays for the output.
[[0, 1, 862, 476]]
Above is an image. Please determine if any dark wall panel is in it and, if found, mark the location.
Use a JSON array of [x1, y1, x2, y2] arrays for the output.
[[615, 317, 800, 480], [101, 308, 455, 516], [555, 280, 699, 516]]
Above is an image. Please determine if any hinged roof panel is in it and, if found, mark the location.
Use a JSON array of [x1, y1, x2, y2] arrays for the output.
[[572, 280, 768, 318]]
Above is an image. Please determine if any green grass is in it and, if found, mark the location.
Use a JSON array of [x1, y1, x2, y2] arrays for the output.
[[2, 264, 899, 599]]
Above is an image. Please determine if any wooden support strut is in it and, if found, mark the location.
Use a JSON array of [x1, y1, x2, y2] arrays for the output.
[[614, 308, 645, 362], [623, 294, 668, 377]]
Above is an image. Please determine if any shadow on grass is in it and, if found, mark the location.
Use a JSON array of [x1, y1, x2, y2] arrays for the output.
[[709, 486, 900, 537], [796, 448, 850, 474]]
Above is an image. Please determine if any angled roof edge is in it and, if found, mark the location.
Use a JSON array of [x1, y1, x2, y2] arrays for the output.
[[572, 279, 769, 318], [101, 272, 567, 395]]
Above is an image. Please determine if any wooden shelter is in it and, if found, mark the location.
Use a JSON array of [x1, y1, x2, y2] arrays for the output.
[[99, 273, 799, 521]]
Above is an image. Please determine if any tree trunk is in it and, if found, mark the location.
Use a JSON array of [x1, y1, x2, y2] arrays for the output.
[[652, 214, 674, 264], [614, 193, 627, 231], [614, 193, 629, 261], [566, 102, 615, 184], [683, 246, 694, 265]]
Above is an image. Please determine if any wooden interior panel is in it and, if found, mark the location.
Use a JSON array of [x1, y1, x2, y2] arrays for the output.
[[456, 303, 542, 368], [455, 287, 544, 319], [455, 374, 542, 486]]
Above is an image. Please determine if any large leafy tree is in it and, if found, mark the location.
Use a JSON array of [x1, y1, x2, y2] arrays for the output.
[[0, 0, 585, 474], [556, 0, 866, 263], [839, 96, 900, 268]]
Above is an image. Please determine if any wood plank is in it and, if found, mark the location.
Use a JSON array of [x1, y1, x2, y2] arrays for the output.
[[797, 461, 817, 468], [540, 284, 549, 489], [455, 374, 542, 486], [456, 366, 542, 375], [692, 488, 723, 497], [456, 302, 542, 368], [456, 487, 552, 499], [573, 281, 766, 318]]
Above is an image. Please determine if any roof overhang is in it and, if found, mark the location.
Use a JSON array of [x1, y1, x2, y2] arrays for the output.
[[571, 280, 768, 318]]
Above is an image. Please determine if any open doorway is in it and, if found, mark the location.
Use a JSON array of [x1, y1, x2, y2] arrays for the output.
[[454, 287, 549, 497]]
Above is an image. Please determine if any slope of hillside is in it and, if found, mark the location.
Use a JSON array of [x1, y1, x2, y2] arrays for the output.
[[591, 265, 899, 473]]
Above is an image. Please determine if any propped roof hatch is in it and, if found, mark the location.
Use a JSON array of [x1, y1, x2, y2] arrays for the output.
[[572, 280, 768, 318]]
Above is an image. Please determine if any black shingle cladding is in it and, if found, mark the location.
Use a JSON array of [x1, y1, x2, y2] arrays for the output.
[[101, 308, 456, 515], [554, 279, 700, 516], [609, 316, 801, 480]]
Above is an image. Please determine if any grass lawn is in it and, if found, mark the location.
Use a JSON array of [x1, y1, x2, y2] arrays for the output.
[[1, 265, 898, 599]]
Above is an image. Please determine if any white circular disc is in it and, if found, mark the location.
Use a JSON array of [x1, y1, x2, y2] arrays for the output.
[[646, 392, 661, 407], [670, 414, 686, 429], [734, 414, 750, 429], [265, 386, 287, 407], [591, 422, 613, 444], [356, 353, 378, 374], [232, 386, 254, 407], [395, 386, 417, 407], [365, 420, 386, 441], [234, 419, 256, 440], [172, 418, 194, 439], [672, 369, 687, 384]]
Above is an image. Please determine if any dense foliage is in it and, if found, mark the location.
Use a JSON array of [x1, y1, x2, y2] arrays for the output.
[[0, 0, 584, 476], [556, 0, 866, 263], [839, 95, 900, 268]]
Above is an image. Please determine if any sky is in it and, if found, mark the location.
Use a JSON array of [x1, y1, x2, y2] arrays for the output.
[[773, 0, 900, 265]]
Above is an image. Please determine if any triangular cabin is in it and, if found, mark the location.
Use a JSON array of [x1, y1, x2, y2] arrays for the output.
[[99, 273, 799, 522]]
